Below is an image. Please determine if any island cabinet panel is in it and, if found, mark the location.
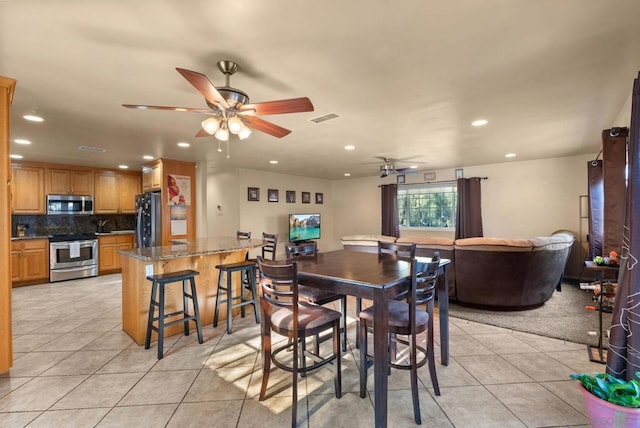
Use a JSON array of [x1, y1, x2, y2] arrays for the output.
[[98, 234, 134, 274], [11, 239, 49, 286], [48, 168, 93, 195], [11, 164, 45, 214]]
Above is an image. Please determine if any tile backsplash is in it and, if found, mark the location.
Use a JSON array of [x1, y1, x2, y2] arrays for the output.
[[12, 214, 136, 237]]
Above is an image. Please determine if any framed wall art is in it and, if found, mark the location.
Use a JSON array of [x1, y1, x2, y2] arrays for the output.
[[315, 192, 323, 204], [286, 190, 296, 203], [268, 189, 279, 202], [247, 187, 259, 201], [302, 191, 311, 203]]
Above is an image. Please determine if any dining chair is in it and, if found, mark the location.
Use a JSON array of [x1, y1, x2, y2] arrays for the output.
[[256, 256, 342, 428], [355, 241, 417, 348], [358, 255, 441, 424], [285, 242, 348, 351]]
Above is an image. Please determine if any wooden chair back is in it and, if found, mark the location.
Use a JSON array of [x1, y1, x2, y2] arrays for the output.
[[261, 233, 278, 260], [378, 241, 416, 259]]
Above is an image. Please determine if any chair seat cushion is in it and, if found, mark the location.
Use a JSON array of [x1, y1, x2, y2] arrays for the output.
[[298, 285, 343, 305], [271, 303, 341, 334], [359, 300, 429, 330]]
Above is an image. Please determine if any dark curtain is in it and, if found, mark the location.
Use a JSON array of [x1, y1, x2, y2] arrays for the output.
[[587, 160, 604, 259], [602, 128, 628, 257], [380, 184, 399, 237], [607, 72, 640, 380], [455, 177, 483, 239]]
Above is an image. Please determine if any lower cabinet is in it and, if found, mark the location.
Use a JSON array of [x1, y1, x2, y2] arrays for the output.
[[11, 239, 49, 286], [99, 234, 135, 274]]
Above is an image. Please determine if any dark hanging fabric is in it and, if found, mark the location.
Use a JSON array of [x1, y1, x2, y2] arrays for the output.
[[380, 184, 399, 237], [455, 177, 483, 239], [607, 71, 640, 380], [602, 128, 628, 257], [587, 160, 604, 259]]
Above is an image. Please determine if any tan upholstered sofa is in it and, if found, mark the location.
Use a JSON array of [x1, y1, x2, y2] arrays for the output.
[[340, 231, 575, 309]]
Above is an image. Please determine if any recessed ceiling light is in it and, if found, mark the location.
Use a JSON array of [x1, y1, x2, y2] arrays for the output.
[[177, 142, 190, 147], [409, 165, 418, 169], [118, 165, 129, 169], [10, 154, 23, 159], [472, 119, 488, 127], [14, 139, 31, 145], [344, 145, 355, 151], [505, 153, 517, 158], [142, 155, 154, 160], [23, 114, 44, 122], [269, 160, 278, 164], [344, 173, 351, 177]]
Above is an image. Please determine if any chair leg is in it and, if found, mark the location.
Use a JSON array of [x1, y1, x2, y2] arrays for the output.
[[427, 314, 440, 396], [213, 271, 223, 328], [189, 276, 204, 344], [157, 283, 165, 360], [226, 271, 233, 334], [334, 321, 342, 398], [359, 318, 368, 398], [340, 296, 347, 352], [291, 332, 299, 428], [182, 279, 190, 336], [259, 323, 272, 401], [249, 267, 260, 324], [145, 280, 157, 350], [409, 333, 421, 424]]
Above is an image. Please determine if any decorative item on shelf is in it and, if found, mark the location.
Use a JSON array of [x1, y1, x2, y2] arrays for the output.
[[594, 251, 620, 266], [571, 372, 640, 425]]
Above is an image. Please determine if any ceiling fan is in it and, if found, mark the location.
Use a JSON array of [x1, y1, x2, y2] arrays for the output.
[[123, 60, 314, 140], [373, 156, 426, 178]]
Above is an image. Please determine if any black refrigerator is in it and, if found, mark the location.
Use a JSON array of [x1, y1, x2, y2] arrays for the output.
[[135, 192, 162, 248]]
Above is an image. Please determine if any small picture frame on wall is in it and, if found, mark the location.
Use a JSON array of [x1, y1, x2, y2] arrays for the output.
[[268, 189, 279, 202], [424, 171, 436, 181], [397, 174, 405, 184], [286, 190, 296, 203], [302, 192, 311, 204], [315, 192, 323, 204], [455, 168, 464, 179], [248, 187, 259, 201]]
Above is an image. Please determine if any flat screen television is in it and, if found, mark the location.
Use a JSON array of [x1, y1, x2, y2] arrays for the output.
[[289, 213, 321, 243]]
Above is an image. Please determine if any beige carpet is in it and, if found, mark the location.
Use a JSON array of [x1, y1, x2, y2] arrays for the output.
[[448, 283, 613, 345]]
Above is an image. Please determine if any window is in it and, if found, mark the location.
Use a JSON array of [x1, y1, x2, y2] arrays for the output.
[[397, 183, 457, 229]]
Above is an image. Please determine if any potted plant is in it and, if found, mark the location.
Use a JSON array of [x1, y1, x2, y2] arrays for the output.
[[570, 372, 640, 427]]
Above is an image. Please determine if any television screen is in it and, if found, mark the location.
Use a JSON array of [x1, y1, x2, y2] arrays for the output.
[[289, 213, 321, 242]]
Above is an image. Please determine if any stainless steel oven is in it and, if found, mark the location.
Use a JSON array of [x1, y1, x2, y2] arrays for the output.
[[49, 234, 98, 282]]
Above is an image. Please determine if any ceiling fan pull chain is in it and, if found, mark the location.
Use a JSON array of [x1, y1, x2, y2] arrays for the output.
[[226, 140, 230, 159], [217, 140, 222, 153]]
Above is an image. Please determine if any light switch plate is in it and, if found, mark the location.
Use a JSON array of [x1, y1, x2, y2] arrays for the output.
[[145, 265, 153, 277]]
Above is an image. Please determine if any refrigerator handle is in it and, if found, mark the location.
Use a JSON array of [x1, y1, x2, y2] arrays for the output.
[[136, 205, 143, 248]]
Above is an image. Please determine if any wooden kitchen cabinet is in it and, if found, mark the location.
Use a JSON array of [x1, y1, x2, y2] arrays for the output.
[[48, 168, 93, 195], [11, 239, 49, 286], [142, 162, 162, 192], [11, 164, 45, 214], [98, 234, 135, 274], [94, 171, 140, 214]]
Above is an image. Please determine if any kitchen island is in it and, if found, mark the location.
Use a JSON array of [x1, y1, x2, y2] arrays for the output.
[[118, 236, 264, 345]]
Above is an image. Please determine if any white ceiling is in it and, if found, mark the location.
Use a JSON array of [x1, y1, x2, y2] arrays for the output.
[[2, 0, 640, 179]]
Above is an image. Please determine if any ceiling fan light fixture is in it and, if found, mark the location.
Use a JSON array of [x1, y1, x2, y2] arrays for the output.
[[202, 117, 220, 135], [215, 126, 229, 142], [238, 127, 252, 140], [227, 116, 244, 134]]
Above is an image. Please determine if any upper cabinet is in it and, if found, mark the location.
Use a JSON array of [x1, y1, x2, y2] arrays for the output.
[[48, 168, 93, 195], [142, 161, 162, 192], [11, 164, 45, 214], [94, 171, 141, 214]]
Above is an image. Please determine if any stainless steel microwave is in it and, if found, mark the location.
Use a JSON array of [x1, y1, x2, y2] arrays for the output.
[[46, 195, 93, 215]]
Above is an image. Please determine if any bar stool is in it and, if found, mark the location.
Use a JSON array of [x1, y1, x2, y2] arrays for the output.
[[213, 259, 260, 334], [145, 269, 203, 360]]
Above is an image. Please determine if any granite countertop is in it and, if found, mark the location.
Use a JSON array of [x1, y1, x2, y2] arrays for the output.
[[96, 230, 135, 236], [11, 235, 51, 241], [118, 236, 264, 261]]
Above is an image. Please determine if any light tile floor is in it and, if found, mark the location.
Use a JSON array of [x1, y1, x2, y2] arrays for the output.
[[0, 274, 600, 427]]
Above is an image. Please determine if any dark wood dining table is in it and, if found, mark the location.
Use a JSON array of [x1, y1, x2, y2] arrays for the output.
[[295, 249, 450, 428]]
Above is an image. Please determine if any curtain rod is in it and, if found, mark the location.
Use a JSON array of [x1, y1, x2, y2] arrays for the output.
[[379, 176, 488, 187]]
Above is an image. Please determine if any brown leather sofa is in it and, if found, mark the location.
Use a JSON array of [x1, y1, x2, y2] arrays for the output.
[[340, 231, 575, 309]]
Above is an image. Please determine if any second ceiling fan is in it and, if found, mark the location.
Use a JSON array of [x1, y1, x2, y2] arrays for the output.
[[123, 60, 314, 141]]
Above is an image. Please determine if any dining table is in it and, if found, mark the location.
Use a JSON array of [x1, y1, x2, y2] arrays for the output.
[[295, 249, 450, 428]]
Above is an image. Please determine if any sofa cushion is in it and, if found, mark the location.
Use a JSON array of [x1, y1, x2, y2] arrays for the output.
[[454, 237, 532, 252], [529, 233, 575, 251], [397, 236, 454, 247], [340, 235, 397, 246]]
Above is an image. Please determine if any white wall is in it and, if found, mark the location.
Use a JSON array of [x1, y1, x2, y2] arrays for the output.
[[202, 153, 597, 256]]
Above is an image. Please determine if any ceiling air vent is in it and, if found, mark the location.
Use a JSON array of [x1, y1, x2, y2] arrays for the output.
[[309, 112, 340, 125], [78, 145, 106, 153]]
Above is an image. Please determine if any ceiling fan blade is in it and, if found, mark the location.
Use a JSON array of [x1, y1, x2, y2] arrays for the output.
[[195, 128, 210, 137], [242, 116, 291, 138], [238, 97, 314, 115], [122, 104, 211, 113], [176, 68, 230, 110]]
